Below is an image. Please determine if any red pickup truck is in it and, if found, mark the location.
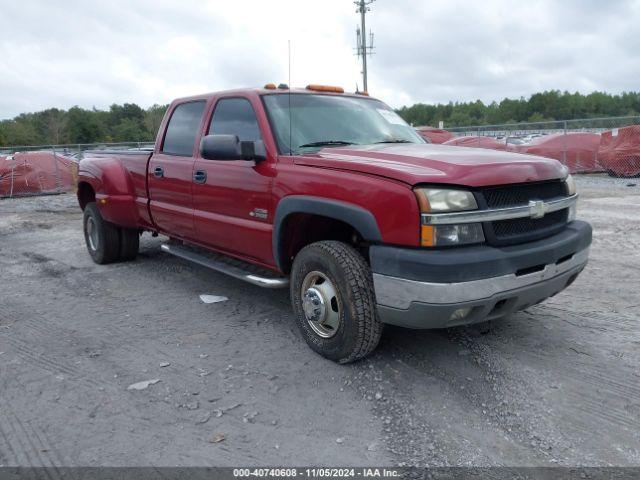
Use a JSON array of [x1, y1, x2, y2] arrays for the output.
[[77, 84, 591, 363]]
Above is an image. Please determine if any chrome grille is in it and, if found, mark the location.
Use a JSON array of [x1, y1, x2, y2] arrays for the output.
[[483, 181, 567, 208], [479, 181, 569, 245]]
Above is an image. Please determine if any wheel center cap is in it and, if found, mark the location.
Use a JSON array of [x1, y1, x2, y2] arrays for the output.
[[302, 288, 325, 323]]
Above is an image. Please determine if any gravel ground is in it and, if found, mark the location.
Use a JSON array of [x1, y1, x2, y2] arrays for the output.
[[0, 174, 638, 467]]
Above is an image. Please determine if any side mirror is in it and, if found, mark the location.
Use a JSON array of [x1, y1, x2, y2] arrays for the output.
[[200, 134, 266, 161]]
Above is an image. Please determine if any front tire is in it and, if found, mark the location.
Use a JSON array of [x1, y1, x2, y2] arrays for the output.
[[290, 241, 382, 363], [83, 202, 121, 264]]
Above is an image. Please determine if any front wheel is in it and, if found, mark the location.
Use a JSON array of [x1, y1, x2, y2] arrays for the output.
[[290, 241, 382, 363], [83, 202, 121, 264]]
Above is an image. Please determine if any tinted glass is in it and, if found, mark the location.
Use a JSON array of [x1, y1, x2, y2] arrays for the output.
[[208, 98, 261, 141], [262, 94, 424, 154], [162, 101, 206, 156]]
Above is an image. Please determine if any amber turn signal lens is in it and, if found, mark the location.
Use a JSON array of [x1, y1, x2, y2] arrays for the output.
[[420, 225, 435, 247], [414, 189, 431, 213]]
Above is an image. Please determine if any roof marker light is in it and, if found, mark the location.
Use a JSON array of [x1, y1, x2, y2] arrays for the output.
[[305, 84, 344, 93], [264, 83, 277, 90]]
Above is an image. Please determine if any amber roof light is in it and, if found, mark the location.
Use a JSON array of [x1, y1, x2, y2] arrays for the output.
[[305, 84, 344, 93]]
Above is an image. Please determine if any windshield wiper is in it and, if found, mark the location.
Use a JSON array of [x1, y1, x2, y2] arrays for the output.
[[373, 139, 414, 144], [298, 140, 355, 148]]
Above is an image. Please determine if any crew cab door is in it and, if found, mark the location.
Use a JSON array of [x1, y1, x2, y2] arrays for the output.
[[192, 96, 274, 264], [148, 100, 206, 238]]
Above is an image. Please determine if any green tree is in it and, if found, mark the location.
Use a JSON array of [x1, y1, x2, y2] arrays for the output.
[[396, 90, 640, 128], [112, 118, 148, 142], [144, 104, 168, 138], [66, 106, 107, 144], [42, 108, 67, 144], [1, 90, 639, 147], [0, 119, 39, 146]]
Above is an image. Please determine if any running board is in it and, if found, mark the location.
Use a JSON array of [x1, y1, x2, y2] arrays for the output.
[[160, 244, 289, 289]]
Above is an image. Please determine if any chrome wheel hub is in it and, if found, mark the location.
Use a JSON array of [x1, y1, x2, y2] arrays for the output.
[[303, 288, 325, 322], [86, 217, 99, 251], [301, 271, 342, 338]]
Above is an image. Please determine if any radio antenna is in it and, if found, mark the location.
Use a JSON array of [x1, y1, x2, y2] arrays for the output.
[[288, 40, 292, 156]]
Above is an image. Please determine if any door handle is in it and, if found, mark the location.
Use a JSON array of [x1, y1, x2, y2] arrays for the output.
[[193, 170, 207, 184], [153, 166, 164, 178]]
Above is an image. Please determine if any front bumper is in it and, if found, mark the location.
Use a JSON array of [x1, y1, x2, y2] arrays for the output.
[[371, 220, 592, 329]]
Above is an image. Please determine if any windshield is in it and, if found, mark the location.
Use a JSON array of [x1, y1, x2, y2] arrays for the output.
[[262, 93, 424, 154]]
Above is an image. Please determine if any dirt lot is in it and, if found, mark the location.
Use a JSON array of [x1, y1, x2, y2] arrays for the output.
[[0, 175, 639, 467]]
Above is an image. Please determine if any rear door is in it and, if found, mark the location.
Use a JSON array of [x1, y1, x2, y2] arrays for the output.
[[192, 96, 275, 264], [148, 100, 206, 239]]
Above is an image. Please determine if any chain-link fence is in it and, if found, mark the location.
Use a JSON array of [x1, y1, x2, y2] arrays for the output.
[[0, 142, 154, 198], [444, 116, 640, 177], [4, 118, 640, 199]]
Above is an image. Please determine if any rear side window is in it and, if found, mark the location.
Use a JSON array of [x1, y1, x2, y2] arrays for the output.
[[208, 98, 261, 142], [162, 101, 206, 156]]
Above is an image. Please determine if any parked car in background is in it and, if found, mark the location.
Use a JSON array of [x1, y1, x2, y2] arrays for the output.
[[0, 150, 78, 198], [598, 125, 640, 177], [520, 133, 545, 143], [506, 136, 527, 146], [443, 135, 508, 150], [415, 126, 454, 144], [76, 84, 591, 363], [517, 132, 603, 174]]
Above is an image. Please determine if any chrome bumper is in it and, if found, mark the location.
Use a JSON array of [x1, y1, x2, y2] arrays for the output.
[[374, 247, 589, 329]]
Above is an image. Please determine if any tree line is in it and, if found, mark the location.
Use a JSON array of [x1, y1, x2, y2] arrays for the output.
[[1, 90, 639, 146], [0, 103, 168, 147], [397, 90, 640, 128]]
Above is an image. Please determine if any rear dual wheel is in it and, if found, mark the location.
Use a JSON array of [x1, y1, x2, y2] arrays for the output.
[[83, 202, 139, 264], [290, 241, 382, 364]]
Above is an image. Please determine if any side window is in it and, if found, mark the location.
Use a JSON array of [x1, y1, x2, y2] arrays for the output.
[[162, 101, 206, 156], [208, 98, 262, 142]]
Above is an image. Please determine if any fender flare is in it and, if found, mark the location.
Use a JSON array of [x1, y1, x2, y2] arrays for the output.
[[77, 157, 138, 227], [272, 195, 382, 271]]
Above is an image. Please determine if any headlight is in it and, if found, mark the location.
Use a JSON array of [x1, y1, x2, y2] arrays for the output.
[[415, 188, 484, 247], [414, 188, 478, 212], [565, 174, 576, 196], [565, 175, 577, 221]]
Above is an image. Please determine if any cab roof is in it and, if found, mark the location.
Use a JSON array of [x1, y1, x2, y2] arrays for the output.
[[172, 86, 375, 104]]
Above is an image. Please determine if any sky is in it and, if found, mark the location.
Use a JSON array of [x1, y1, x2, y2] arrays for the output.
[[0, 0, 638, 120]]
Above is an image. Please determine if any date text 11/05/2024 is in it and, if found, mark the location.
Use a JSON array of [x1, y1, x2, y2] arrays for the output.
[[233, 468, 400, 477]]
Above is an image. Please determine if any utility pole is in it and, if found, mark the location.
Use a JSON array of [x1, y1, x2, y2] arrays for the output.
[[354, 0, 375, 92]]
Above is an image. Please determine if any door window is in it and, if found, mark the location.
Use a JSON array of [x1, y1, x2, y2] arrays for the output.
[[162, 101, 206, 156], [208, 98, 262, 142]]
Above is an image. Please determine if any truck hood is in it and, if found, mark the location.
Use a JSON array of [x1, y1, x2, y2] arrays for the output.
[[293, 143, 568, 187]]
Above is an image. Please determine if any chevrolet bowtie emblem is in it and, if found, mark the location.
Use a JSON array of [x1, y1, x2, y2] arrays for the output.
[[529, 200, 546, 219]]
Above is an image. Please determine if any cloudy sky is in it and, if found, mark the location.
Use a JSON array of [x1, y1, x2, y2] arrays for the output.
[[1, 0, 638, 119]]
